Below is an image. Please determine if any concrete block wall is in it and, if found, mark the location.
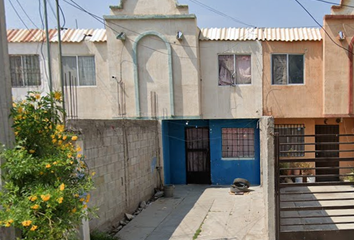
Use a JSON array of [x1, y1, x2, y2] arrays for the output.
[[67, 119, 160, 231]]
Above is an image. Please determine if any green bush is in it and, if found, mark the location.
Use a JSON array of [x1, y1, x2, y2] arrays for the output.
[[0, 92, 95, 240]]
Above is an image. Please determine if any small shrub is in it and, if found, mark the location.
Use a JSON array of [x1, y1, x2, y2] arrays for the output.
[[0, 91, 95, 240]]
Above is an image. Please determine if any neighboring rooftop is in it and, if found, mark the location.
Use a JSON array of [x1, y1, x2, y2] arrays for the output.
[[7, 29, 107, 43], [200, 27, 322, 42]]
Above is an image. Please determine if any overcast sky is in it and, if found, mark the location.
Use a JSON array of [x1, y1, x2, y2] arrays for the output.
[[4, 0, 341, 29]]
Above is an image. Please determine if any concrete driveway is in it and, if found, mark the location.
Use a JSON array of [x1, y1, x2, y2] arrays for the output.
[[116, 185, 267, 240]]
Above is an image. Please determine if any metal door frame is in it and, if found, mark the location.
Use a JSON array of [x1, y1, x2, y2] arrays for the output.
[[185, 127, 211, 184]]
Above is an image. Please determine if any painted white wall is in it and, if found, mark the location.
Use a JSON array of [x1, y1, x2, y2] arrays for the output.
[[200, 40, 263, 119], [8, 41, 113, 119], [105, 19, 201, 119]]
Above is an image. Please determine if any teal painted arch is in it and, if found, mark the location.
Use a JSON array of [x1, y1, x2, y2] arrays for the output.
[[133, 31, 174, 117]]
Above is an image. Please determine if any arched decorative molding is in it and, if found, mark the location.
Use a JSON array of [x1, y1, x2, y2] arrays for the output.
[[133, 31, 174, 117]]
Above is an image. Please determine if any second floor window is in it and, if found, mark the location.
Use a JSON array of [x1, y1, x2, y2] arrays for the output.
[[219, 55, 251, 86], [63, 56, 96, 86], [272, 54, 304, 85], [10, 55, 41, 87]]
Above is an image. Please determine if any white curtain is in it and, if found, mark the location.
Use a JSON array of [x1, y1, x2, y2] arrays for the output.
[[78, 56, 96, 86], [235, 55, 251, 84]]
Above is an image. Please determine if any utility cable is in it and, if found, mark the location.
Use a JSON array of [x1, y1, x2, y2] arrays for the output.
[[58, 3, 66, 28], [294, 0, 353, 55], [188, 0, 256, 28], [8, 0, 29, 29], [308, 0, 354, 8], [15, 0, 39, 28]]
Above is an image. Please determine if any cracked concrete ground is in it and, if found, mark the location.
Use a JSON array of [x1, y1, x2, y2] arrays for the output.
[[116, 185, 267, 240]]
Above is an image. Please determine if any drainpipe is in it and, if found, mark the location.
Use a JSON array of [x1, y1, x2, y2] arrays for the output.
[[348, 36, 354, 115]]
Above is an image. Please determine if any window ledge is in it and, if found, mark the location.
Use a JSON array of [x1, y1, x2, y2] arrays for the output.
[[222, 158, 255, 161]]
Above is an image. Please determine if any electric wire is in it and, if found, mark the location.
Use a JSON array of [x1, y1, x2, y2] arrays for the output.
[[308, 0, 354, 8], [294, 0, 353, 55], [188, 0, 256, 28], [58, 3, 66, 28], [7, 0, 29, 29], [15, 0, 39, 28]]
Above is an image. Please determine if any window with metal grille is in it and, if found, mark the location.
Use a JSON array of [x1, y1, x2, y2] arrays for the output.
[[62, 56, 96, 86], [275, 124, 305, 157], [218, 55, 251, 86], [222, 128, 255, 158], [9, 55, 41, 87]]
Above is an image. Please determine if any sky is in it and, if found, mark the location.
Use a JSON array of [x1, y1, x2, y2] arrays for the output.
[[3, 0, 342, 30]]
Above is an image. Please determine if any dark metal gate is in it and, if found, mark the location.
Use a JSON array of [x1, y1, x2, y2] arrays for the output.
[[185, 127, 211, 184], [275, 132, 354, 240]]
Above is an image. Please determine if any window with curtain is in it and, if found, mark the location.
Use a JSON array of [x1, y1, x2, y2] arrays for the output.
[[62, 56, 96, 86], [222, 128, 255, 158], [272, 54, 304, 85], [10, 55, 41, 87], [275, 124, 305, 157], [218, 55, 251, 85]]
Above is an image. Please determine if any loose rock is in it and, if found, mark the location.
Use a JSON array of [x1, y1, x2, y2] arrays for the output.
[[125, 213, 134, 221], [140, 201, 147, 209]]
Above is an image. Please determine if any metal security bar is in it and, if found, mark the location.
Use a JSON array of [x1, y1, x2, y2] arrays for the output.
[[275, 132, 354, 240]]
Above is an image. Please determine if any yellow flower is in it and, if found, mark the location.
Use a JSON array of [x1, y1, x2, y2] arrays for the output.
[[22, 220, 32, 227], [56, 124, 64, 133], [63, 135, 67, 140], [54, 91, 62, 101], [79, 198, 85, 202], [53, 161, 57, 165], [18, 107, 23, 113], [58, 140, 63, 145], [39, 172, 44, 175], [5, 222, 11, 227], [35, 94, 41, 100], [15, 132, 18, 136], [76, 146, 82, 152], [57, 197, 63, 204], [51, 134, 55, 139], [28, 196, 37, 201], [86, 194, 91, 203], [67, 154, 72, 158], [31, 204, 39, 210], [59, 183, 65, 191], [72, 208, 77, 213], [52, 139, 57, 144], [12, 102, 17, 107], [83, 204, 87, 209], [91, 172, 96, 176], [74, 194, 79, 198], [29, 149, 35, 154], [8, 219, 13, 224], [30, 225, 38, 231], [46, 164, 51, 169], [41, 194, 51, 202], [71, 136, 78, 141], [77, 154, 82, 158]]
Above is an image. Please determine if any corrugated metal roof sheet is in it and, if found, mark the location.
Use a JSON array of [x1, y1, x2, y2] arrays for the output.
[[7, 29, 107, 43], [200, 28, 322, 42]]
